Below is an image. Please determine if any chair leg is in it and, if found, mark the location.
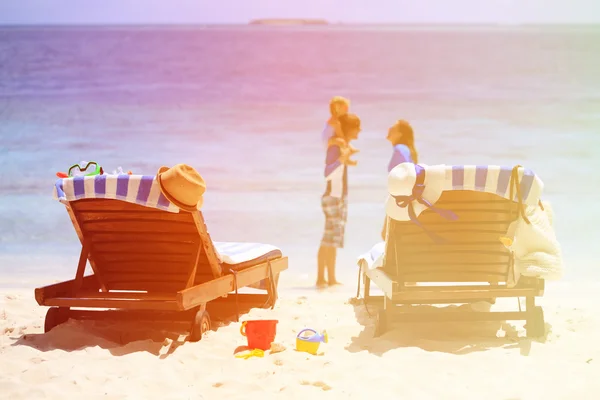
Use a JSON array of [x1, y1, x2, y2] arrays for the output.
[[374, 306, 387, 337], [374, 296, 393, 337], [384, 296, 394, 320], [525, 296, 545, 338], [364, 275, 371, 303], [355, 267, 362, 299]]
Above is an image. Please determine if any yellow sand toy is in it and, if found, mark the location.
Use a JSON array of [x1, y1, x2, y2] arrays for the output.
[[296, 328, 328, 355], [234, 349, 265, 359]]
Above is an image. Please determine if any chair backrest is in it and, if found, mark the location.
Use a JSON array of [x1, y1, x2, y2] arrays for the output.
[[68, 198, 222, 292], [383, 190, 519, 285]]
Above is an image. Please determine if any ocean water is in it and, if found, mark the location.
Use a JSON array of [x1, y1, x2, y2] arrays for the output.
[[0, 25, 599, 285]]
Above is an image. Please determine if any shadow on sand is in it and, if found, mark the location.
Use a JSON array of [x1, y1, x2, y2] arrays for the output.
[[11, 303, 258, 359], [345, 297, 551, 357]]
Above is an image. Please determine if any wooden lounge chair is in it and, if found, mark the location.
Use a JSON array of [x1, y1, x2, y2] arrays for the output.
[[358, 166, 547, 338], [35, 175, 288, 341]]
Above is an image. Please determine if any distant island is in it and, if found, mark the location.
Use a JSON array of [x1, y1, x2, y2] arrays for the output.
[[249, 19, 329, 26]]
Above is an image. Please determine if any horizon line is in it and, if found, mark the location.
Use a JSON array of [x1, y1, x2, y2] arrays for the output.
[[1, 21, 599, 27]]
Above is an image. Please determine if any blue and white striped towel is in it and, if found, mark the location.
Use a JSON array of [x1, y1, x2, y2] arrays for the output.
[[446, 165, 543, 205], [386, 164, 544, 223], [53, 175, 180, 213]]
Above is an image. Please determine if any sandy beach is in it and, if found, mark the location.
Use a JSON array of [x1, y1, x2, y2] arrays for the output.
[[1, 278, 599, 400]]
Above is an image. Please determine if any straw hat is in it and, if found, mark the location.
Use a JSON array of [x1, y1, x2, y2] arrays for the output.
[[385, 162, 448, 221], [156, 164, 206, 212]]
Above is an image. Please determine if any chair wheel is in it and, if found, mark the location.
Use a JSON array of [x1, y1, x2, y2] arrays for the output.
[[189, 309, 211, 342], [526, 306, 545, 338], [44, 307, 70, 333], [374, 307, 387, 338]]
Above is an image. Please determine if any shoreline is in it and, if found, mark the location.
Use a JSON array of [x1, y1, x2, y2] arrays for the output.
[[1, 255, 595, 289]]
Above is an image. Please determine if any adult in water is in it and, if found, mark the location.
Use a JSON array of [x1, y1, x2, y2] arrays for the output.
[[381, 119, 420, 240], [317, 113, 362, 288]]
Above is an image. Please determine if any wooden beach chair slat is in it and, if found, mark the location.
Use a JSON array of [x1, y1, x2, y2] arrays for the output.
[[177, 257, 288, 310], [65, 205, 108, 292], [43, 297, 181, 311], [364, 190, 546, 338], [192, 212, 223, 279], [384, 191, 518, 283], [65, 200, 218, 292], [185, 245, 203, 289]]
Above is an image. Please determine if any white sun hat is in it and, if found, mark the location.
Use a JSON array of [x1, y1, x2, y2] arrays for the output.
[[384, 163, 458, 243], [385, 162, 453, 221]]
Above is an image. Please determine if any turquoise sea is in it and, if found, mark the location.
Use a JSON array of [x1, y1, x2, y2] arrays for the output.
[[0, 25, 599, 285]]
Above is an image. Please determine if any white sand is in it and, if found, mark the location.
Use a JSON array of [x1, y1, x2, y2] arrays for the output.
[[1, 280, 599, 400]]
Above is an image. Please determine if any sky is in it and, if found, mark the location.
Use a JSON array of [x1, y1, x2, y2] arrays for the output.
[[1, 0, 600, 25]]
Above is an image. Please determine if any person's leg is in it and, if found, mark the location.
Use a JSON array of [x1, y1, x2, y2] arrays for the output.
[[327, 197, 347, 286], [326, 246, 339, 284], [318, 196, 338, 287], [316, 245, 328, 287]]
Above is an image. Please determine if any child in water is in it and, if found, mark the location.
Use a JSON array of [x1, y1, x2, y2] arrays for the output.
[[322, 96, 360, 166]]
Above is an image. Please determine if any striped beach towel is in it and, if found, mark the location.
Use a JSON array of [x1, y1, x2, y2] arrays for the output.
[[446, 165, 543, 206], [53, 175, 180, 213], [386, 164, 544, 225]]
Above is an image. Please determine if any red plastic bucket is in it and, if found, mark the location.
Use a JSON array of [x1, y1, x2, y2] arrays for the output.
[[240, 320, 278, 350]]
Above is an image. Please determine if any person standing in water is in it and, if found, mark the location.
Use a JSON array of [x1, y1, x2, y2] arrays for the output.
[[381, 119, 420, 240], [317, 113, 362, 288]]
